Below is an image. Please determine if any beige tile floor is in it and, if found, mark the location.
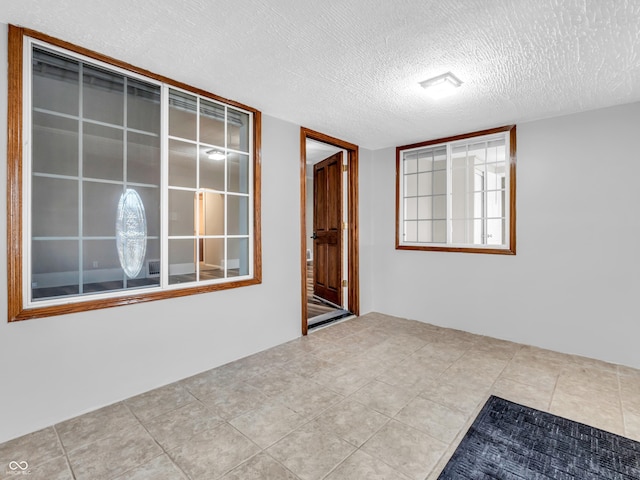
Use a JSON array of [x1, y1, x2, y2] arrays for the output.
[[2, 312, 640, 480]]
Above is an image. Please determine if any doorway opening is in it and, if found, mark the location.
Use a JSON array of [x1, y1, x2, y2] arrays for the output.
[[300, 128, 359, 335]]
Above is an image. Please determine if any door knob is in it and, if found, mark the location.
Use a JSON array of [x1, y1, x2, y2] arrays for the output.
[[311, 232, 317, 239]]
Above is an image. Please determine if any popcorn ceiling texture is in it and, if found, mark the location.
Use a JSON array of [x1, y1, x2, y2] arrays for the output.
[[2, 0, 639, 149]]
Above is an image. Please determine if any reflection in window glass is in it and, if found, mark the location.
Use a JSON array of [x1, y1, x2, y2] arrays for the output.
[[19, 34, 256, 315], [128, 133, 160, 185], [200, 99, 225, 147], [32, 112, 78, 176], [29, 45, 162, 301], [227, 109, 250, 152], [228, 153, 249, 194], [83, 123, 123, 181], [200, 149, 225, 191], [397, 127, 514, 252], [169, 140, 197, 188], [32, 240, 79, 299], [127, 78, 160, 134], [167, 88, 254, 286], [32, 177, 78, 237], [227, 238, 249, 277], [32, 48, 79, 115], [228, 196, 249, 236], [169, 239, 196, 285], [83, 64, 124, 125], [169, 90, 197, 141]]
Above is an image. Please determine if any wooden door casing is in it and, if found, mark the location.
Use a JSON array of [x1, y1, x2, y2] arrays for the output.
[[313, 152, 342, 306]]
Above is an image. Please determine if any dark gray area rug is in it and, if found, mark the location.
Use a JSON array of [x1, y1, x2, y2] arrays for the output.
[[438, 395, 640, 479]]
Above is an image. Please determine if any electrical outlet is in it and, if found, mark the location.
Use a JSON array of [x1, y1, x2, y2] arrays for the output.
[[92, 261, 98, 268]]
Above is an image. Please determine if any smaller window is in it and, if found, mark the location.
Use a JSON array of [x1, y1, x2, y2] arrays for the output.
[[396, 126, 516, 254]]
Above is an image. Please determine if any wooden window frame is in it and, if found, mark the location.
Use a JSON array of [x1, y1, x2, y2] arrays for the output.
[[395, 125, 516, 255], [7, 25, 262, 322]]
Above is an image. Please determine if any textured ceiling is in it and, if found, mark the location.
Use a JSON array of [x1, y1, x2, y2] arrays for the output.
[[2, 0, 640, 149]]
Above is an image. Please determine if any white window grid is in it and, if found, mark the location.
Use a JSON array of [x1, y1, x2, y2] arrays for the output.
[[22, 37, 255, 308], [399, 132, 510, 249]]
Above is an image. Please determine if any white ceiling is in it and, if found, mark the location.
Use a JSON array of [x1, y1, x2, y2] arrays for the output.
[[306, 139, 343, 165], [3, 0, 640, 150]]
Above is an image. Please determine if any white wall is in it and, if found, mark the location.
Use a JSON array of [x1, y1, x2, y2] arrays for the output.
[[358, 148, 374, 315], [0, 22, 318, 442], [371, 102, 640, 369]]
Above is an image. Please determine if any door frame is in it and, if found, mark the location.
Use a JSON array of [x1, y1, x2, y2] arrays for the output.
[[300, 127, 359, 335]]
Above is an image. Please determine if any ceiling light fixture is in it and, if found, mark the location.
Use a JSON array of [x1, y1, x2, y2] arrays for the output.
[[419, 72, 463, 99], [206, 149, 225, 161]]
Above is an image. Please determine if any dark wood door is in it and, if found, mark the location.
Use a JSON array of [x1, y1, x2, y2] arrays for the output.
[[313, 152, 342, 306]]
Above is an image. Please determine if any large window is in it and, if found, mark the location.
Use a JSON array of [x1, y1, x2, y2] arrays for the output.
[[7, 26, 261, 321], [396, 126, 516, 254]]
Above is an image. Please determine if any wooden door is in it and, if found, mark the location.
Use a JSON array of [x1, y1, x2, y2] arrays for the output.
[[313, 152, 342, 306]]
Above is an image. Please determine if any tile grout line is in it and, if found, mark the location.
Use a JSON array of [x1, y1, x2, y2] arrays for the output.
[[51, 425, 77, 480], [617, 368, 627, 438]]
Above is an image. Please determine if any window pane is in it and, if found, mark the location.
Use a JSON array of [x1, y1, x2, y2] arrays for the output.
[[452, 155, 468, 169], [486, 190, 505, 218], [433, 170, 446, 195], [417, 196, 432, 220], [404, 221, 417, 242], [487, 140, 506, 164], [417, 172, 432, 196], [22, 36, 258, 315], [83, 123, 123, 181], [201, 238, 224, 279], [452, 219, 474, 244], [32, 112, 78, 176], [417, 150, 432, 172], [127, 78, 160, 134], [433, 220, 447, 243], [228, 153, 249, 194], [32, 239, 79, 300], [417, 220, 432, 243], [487, 219, 504, 245], [433, 195, 446, 220], [169, 140, 197, 188], [468, 142, 486, 165], [227, 238, 249, 277], [404, 173, 417, 197], [168, 239, 196, 285], [83, 182, 122, 236], [400, 129, 513, 251], [144, 240, 161, 280], [200, 99, 225, 147], [169, 190, 195, 236], [473, 192, 483, 218], [32, 48, 79, 115], [136, 186, 160, 237], [404, 197, 418, 220], [83, 64, 124, 125], [32, 177, 78, 237], [433, 148, 447, 171], [83, 239, 123, 292], [404, 153, 417, 174], [486, 167, 505, 191], [228, 195, 249, 236], [203, 192, 224, 236], [474, 219, 484, 244], [200, 149, 225, 191], [128, 132, 160, 185], [228, 108, 250, 152], [169, 90, 197, 141]]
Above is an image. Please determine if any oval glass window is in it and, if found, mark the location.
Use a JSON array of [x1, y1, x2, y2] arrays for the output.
[[115, 189, 147, 278]]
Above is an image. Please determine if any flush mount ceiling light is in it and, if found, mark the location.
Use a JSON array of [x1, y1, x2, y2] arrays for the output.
[[206, 149, 225, 161], [419, 72, 463, 99]]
